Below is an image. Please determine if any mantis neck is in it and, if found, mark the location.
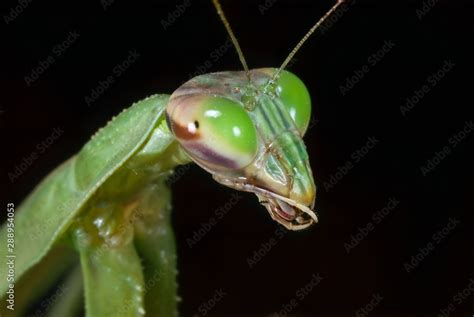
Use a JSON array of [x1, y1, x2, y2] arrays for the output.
[[129, 117, 192, 174]]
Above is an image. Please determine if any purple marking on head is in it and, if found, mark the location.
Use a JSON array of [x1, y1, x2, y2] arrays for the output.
[[186, 143, 239, 170]]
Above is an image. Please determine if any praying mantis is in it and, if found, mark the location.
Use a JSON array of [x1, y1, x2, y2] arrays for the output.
[[0, 0, 345, 316]]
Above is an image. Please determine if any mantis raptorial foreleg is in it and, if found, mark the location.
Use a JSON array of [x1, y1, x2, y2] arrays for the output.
[[134, 181, 179, 317], [75, 231, 145, 317]]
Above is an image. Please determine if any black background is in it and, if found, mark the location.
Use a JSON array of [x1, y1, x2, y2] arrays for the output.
[[0, 0, 472, 316]]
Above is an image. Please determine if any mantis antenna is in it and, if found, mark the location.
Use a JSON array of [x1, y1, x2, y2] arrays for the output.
[[271, 0, 346, 83], [212, 0, 251, 81]]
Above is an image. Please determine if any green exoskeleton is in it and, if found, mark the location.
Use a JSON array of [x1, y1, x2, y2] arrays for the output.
[[0, 1, 344, 316]]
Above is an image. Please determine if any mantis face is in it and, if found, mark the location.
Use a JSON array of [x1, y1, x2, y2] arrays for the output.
[[166, 68, 317, 230]]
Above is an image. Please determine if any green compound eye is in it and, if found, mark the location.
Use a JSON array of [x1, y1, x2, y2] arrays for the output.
[[274, 70, 312, 135], [171, 96, 259, 171]]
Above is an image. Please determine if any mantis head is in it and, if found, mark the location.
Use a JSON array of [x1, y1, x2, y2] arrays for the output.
[[165, 0, 344, 229], [166, 68, 317, 230]]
